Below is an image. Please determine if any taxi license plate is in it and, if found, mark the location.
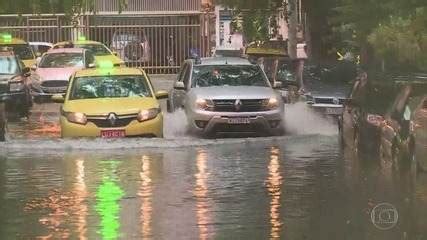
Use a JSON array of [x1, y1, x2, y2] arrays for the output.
[[228, 118, 250, 124], [325, 107, 343, 115], [101, 130, 126, 138]]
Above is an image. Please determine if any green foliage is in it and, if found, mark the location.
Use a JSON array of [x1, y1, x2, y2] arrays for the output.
[[218, 0, 287, 42]]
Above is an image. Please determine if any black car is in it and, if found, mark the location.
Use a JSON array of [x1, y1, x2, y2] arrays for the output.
[[0, 48, 32, 119], [342, 74, 400, 155]]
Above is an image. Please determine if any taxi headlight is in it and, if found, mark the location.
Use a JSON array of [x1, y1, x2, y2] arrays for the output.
[[195, 98, 214, 110], [263, 97, 279, 110], [137, 108, 160, 122], [66, 112, 87, 125]]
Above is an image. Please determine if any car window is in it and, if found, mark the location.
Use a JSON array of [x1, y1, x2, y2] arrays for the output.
[[3, 44, 34, 60], [70, 75, 152, 100], [75, 44, 111, 56], [85, 51, 95, 66], [39, 53, 84, 68], [0, 56, 19, 74], [191, 65, 270, 88]]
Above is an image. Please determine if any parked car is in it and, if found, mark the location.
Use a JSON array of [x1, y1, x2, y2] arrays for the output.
[[304, 61, 357, 130], [30, 48, 95, 103], [168, 57, 285, 137], [379, 80, 427, 167], [110, 30, 151, 64], [410, 95, 427, 171], [29, 42, 53, 57], [342, 74, 400, 155], [0, 34, 36, 67], [53, 39, 124, 67], [0, 47, 32, 118], [52, 63, 168, 138]]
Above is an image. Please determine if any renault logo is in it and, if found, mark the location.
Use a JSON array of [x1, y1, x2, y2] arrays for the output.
[[234, 99, 243, 111], [107, 113, 117, 126]]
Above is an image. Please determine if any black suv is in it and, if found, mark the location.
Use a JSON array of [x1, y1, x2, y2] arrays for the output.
[[0, 48, 32, 119]]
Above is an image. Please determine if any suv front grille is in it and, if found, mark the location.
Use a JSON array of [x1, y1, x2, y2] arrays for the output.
[[314, 98, 346, 105], [213, 99, 267, 112]]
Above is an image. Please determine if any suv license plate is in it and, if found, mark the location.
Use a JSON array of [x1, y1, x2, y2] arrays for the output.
[[228, 118, 250, 124], [101, 130, 126, 138], [325, 107, 343, 115]]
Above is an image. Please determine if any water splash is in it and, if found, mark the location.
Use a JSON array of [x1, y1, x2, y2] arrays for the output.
[[284, 102, 338, 136], [163, 109, 191, 139]]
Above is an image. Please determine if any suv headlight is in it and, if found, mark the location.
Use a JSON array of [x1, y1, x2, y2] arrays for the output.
[[137, 108, 160, 122], [195, 98, 214, 110], [65, 112, 87, 125], [263, 97, 279, 110]]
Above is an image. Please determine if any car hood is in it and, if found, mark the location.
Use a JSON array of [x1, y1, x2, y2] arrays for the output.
[[305, 78, 352, 99], [36, 67, 81, 81], [63, 97, 159, 116], [189, 86, 279, 100]]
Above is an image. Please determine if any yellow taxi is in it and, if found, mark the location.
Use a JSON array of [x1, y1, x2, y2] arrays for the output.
[[53, 37, 125, 67], [0, 34, 36, 67], [52, 62, 168, 138]]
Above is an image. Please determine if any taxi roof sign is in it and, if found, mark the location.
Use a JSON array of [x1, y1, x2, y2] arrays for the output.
[[1, 34, 12, 43], [98, 60, 114, 69], [78, 36, 87, 41]]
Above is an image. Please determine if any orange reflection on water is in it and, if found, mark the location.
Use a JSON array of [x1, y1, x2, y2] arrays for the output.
[[266, 147, 283, 239], [194, 149, 211, 240], [139, 155, 153, 239], [25, 157, 88, 239], [74, 158, 88, 240]]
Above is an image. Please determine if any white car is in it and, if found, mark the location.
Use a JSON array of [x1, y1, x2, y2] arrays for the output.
[[29, 42, 53, 57]]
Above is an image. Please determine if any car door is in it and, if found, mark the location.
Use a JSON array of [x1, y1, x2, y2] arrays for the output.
[[171, 62, 190, 109]]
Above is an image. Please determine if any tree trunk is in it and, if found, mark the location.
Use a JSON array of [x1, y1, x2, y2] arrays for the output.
[[288, 0, 298, 59]]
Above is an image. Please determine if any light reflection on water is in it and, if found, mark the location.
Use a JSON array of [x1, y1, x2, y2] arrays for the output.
[[1, 135, 427, 240], [139, 155, 153, 239], [194, 149, 212, 240], [266, 147, 283, 239]]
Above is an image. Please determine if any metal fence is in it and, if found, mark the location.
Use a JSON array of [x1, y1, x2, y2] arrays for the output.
[[95, 0, 201, 13], [0, 14, 212, 74]]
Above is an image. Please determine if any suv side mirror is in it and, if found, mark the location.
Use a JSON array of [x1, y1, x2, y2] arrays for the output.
[[155, 90, 169, 100], [174, 82, 185, 90]]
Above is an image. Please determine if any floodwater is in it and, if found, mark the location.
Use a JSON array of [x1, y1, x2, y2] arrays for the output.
[[0, 77, 426, 239]]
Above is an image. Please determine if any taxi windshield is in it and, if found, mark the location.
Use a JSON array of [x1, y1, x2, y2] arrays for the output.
[[39, 53, 84, 68], [70, 75, 152, 100], [0, 55, 19, 74], [76, 44, 111, 56], [3, 44, 34, 60], [192, 65, 269, 88]]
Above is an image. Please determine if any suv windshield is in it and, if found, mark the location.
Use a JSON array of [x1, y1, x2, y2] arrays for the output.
[[3, 44, 34, 60], [70, 75, 151, 100], [0, 55, 19, 74], [192, 65, 269, 88], [39, 53, 84, 68], [76, 44, 111, 56]]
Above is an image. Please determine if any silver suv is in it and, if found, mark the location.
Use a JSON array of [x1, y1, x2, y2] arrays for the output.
[[168, 57, 285, 137]]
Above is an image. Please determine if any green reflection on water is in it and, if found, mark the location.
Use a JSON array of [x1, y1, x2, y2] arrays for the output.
[[95, 162, 124, 240]]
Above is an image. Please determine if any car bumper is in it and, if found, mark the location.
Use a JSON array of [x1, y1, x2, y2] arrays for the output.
[[187, 109, 284, 135], [307, 103, 344, 116], [60, 114, 163, 138]]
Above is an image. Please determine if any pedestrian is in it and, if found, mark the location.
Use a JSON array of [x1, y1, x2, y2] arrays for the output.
[[296, 41, 308, 94]]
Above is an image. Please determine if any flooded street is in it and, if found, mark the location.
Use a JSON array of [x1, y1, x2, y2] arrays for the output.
[[0, 76, 426, 239]]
